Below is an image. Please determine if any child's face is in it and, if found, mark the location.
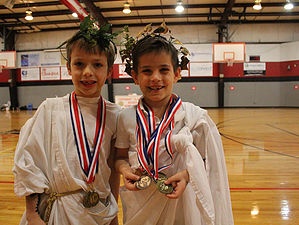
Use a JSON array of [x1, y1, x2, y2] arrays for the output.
[[132, 51, 181, 107], [67, 46, 112, 98]]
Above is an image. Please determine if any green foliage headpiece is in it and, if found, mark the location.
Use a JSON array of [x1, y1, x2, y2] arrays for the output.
[[58, 15, 120, 52], [120, 22, 190, 76]]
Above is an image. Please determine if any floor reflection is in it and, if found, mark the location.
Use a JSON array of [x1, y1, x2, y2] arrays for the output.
[[280, 200, 290, 220], [251, 202, 260, 217]]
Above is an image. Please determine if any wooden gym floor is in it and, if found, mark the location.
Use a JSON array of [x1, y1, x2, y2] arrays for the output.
[[0, 108, 298, 225]]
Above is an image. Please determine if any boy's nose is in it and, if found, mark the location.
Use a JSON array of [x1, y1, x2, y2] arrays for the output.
[[151, 71, 161, 80], [83, 65, 93, 76]]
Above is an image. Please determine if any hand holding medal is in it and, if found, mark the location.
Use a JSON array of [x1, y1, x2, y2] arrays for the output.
[[162, 170, 190, 199], [135, 174, 152, 190], [134, 172, 174, 194], [135, 170, 190, 198], [154, 173, 174, 194]]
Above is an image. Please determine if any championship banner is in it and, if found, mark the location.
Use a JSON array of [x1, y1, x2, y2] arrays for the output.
[[60, 0, 88, 20]]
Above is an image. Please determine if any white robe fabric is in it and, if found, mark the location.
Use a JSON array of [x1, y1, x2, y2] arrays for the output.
[[115, 100, 234, 225], [13, 94, 120, 225]]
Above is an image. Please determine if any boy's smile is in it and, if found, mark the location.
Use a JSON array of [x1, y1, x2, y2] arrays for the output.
[[80, 80, 97, 89], [81, 80, 96, 84], [148, 85, 164, 91]]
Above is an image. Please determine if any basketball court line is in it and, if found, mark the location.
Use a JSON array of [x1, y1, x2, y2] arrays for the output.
[[218, 132, 299, 144], [231, 187, 299, 191], [215, 116, 299, 159], [0, 181, 14, 184], [266, 124, 299, 137], [220, 133, 299, 159]]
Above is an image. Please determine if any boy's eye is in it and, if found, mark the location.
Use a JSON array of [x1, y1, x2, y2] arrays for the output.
[[74, 61, 83, 67], [94, 63, 103, 68], [141, 69, 152, 74], [160, 68, 170, 73]]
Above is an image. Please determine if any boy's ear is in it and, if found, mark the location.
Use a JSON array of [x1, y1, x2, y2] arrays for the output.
[[107, 67, 113, 79], [131, 70, 139, 84], [173, 67, 182, 83], [66, 62, 72, 76]]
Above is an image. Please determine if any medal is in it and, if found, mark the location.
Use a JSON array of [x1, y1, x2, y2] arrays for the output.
[[83, 191, 100, 208], [156, 173, 173, 194], [156, 178, 173, 194], [135, 174, 152, 190]]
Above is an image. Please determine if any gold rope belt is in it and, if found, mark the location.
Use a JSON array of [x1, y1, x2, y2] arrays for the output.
[[44, 189, 82, 223], [43, 189, 109, 223]]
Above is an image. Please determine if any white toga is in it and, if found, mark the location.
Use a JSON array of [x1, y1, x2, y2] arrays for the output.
[[115, 100, 234, 225], [13, 94, 120, 225]]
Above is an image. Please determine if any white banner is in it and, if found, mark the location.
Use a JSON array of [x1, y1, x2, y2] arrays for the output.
[[61, 66, 71, 80], [21, 67, 40, 81], [41, 67, 60, 80], [190, 62, 213, 77]]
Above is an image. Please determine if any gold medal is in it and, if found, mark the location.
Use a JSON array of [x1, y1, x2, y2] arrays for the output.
[[83, 191, 100, 208], [156, 173, 173, 194], [156, 179, 173, 194], [135, 174, 152, 190]]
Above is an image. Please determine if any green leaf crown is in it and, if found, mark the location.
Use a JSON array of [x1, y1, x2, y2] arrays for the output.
[[120, 22, 190, 76], [58, 16, 120, 54]]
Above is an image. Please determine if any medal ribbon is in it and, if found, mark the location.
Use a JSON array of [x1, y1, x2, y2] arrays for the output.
[[136, 95, 182, 180], [69, 92, 106, 183]]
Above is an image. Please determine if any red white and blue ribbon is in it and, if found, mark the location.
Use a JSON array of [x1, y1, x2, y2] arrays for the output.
[[69, 92, 106, 183], [136, 95, 182, 180]]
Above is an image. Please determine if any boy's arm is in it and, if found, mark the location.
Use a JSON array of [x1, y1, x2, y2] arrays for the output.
[[108, 140, 120, 225], [25, 194, 46, 225], [108, 139, 120, 201]]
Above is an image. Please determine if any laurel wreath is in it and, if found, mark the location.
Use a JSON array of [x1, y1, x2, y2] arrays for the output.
[[58, 15, 120, 51], [120, 22, 190, 76]]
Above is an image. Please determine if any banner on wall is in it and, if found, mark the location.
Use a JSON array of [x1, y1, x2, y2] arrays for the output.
[[60, 49, 67, 66], [20, 53, 40, 67], [21, 67, 40, 81], [41, 51, 61, 66], [61, 66, 71, 80], [244, 62, 266, 76], [190, 62, 213, 77], [115, 94, 141, 108], [18, 51, 67, 68], [41, 67, 60, 80]]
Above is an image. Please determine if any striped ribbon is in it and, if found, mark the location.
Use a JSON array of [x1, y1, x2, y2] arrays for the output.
[[69, 92, 106, 183], [136, 95, 182, 180]]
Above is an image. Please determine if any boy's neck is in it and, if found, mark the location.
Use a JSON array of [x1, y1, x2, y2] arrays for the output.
[[151, 105, 168, 119], [143, 98, 171, 119]]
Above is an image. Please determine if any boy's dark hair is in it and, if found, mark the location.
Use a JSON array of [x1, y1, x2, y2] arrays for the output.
[[66, 33, 116, 69], [132, 35, 179, 73]]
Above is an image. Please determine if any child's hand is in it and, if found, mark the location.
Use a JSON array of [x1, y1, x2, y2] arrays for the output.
[[164, 169, 189, 199], [116, 158, 141, 191], [121, 167, 140, 191]]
